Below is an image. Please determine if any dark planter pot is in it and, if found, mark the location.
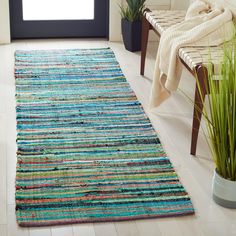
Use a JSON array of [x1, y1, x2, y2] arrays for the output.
[[121, 19, 142, 52]]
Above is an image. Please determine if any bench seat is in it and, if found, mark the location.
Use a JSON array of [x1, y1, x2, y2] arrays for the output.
[[145, 10, 186, 34], [145, 10, 224, 74], [179, 46, 224, 75], [140, 9, 228, 155]]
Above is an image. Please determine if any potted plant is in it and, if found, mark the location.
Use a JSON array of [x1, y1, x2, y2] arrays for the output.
[[120, 0, 146, 52], [199, 42, 236, 208]]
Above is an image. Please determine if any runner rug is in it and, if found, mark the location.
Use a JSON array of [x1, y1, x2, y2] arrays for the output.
[[15, 48, 194, 227]]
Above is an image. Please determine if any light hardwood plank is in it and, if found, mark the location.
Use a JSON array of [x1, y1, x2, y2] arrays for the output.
[[135, 219, 162, 236], [94, 223, 117, 236], [6, 117, 17, 205], [29, 228, 51, 236], [1, 39, 235, 236], [176, 168, 233, 224], [115, 221, 140, 236], [156, 218, 182, 236], [230, 219, 236, 236], [7, 204, 29, 236], [0, 225, 7, 236], [175, 217, 205, 236], [72, 224, 95, 236], [51, 226, 73, 236], [0, 115, 7, 225], [199, 222, 233, 236], [6, 148, 16, 205]]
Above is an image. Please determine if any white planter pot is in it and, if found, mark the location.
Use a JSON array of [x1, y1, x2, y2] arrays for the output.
[[212, 170, 236, 208]]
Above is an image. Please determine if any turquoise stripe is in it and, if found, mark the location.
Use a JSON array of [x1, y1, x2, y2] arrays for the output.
[[15, 48, 194, 227], [17, 208, 194, 222]]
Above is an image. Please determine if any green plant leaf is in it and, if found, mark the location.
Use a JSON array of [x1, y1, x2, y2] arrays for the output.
[[119, 0, 146, 22], [196, 40, 236, 181]]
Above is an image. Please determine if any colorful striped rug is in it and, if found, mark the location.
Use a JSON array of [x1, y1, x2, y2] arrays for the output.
[[15, 48, 194, 227]]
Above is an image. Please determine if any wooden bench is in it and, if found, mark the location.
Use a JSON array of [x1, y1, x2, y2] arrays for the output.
[[140, 5, 236, 156]]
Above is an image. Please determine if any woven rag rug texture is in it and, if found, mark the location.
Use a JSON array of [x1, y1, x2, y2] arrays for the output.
[[15, 48, 194, 227]]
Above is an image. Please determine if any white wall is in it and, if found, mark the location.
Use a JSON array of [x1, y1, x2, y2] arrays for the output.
[[109, 0, 122, 41], [0, 0, 191, 44], [171, 0, 190, 10], [109, 0, 190, 41], [110, 0, 172, 41], [146, 0, 171, 10], [0, 0, 11, 44]]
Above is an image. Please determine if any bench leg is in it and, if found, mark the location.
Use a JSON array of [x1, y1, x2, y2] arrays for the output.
[[191, 65, 208, 155], [140, 16, 150, 75]]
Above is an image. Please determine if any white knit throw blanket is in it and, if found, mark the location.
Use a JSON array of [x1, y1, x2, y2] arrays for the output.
[[150, 0, 235, 108]]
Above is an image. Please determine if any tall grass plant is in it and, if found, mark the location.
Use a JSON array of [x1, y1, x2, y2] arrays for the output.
[[200, 42, 236, 181]]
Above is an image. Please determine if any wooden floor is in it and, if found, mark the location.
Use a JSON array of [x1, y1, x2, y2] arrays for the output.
[[0, 39, 235, 236]]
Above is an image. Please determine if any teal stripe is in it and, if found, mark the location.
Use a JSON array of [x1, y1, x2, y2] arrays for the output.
[[15, 48, 194, 227]]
